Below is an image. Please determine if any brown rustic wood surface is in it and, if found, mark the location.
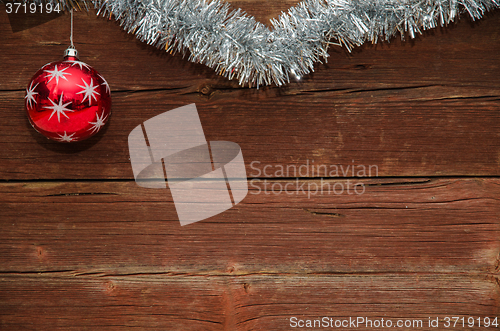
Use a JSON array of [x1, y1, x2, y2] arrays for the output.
[[0, 3, 499, 331]]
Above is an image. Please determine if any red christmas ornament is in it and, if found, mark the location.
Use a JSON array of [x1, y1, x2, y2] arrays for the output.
[[25, 47, 111, 143]]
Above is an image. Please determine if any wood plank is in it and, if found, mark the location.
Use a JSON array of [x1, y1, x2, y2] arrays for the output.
[[0, 274, 498, 330], [1, 178, 499, 274], [2, 7, 500, 92], [1, 89, 499, 179]]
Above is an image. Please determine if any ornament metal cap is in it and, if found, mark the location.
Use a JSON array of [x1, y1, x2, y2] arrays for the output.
[[64, 46, 78, 59]]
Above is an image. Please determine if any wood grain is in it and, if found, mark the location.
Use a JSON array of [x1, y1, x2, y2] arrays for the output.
[[1, 178, 498, 274], [1, 88, 499, 179], [0, 274, 498, 330], [1, 4, 500, 330]]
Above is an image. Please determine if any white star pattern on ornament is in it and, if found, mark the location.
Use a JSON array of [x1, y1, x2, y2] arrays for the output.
[[56, 131, 77, 142], [66, 60, 91, 70], [44, 64, 71, 84], [76, 78, 100, 106], [88, 111, 109, 134], [44, 92, 73, 122], [25, 81, 39, 108], [98, 74, 110, 94]]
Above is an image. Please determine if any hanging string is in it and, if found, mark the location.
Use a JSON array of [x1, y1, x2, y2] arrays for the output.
[[70, 9, 74, 49]]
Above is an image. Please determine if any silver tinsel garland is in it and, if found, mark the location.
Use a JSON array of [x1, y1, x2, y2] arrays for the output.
[[20, 0, 500, 87]]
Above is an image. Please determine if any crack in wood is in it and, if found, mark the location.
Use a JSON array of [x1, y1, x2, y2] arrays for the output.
[[2, 270, 498, 278], [299, 84, 441, 95], [362, 178, 432, 187], [44, 192, 119, 197], [111, 86, 190, 94], [303, 209, 344, 218], [2, 176, 498, 184]]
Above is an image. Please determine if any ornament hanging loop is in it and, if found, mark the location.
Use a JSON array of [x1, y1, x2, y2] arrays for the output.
[[64, 9, 78, 59]]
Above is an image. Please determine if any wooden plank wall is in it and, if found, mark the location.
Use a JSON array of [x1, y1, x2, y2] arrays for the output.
[[1, 3, 499, 330]]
